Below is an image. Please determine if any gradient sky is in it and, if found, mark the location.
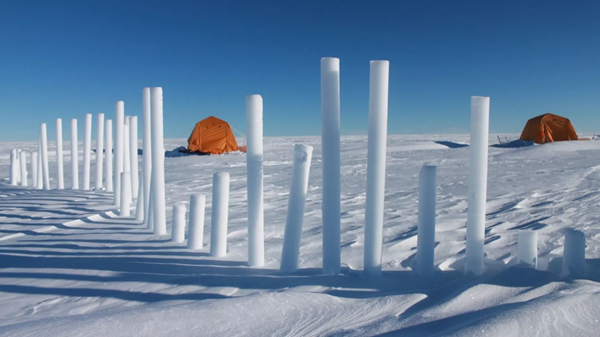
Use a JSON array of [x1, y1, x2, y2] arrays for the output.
[[1, 0, 599, 141]]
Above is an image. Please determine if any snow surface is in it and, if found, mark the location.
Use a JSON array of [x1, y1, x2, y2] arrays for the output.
[[1, 134, 600, 336]]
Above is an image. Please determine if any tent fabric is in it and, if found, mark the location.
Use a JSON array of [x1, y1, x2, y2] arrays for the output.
[[187, 116, 240, 155], [519, 113, 579, 144]]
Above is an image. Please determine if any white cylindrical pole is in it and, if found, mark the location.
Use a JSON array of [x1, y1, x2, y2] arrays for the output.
[[172, 203, 186, 243], [36, 141, 43, 189], [129, 116, 139, 199], [246, 94, 265, 267], [40, 123, 50, 190], [415, 165, 437, 277], [115, 101, 125, 206], [465, 96, 490, 276], [517, 230, 537, 268], [135, 171, 144, 221], [83, 113, 92, 190], [105, 119, 113, 192], [56, 118, 64, 189], [321, 57, 341, 275], [188, 193, 206, 250], [363, 60, 390, 277], [151, 87, 167, 236], [211, 172, 230, 257], [123, 118, 132, 206], [9, 149, 18, 186], [31, 152, 38, 187], [19, 151, 28, 187], [96, 113, 105, 190], [119, 172, 132, 217], [147, 181, 154, 230], [562, 229, 586, 278], [280, 144, 314, 273], [71, 119, 79, 189], [16, 150, 21, 185], [142, 88, 153, 227]]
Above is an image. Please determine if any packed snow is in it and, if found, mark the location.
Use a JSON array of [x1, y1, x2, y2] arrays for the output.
[[1, 134, 600, 336]]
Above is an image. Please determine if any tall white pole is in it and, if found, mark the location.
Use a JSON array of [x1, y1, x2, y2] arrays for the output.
[[172, 203, 186, 243], [142, 88, 152, 226], [246, 94, 265, 267], [119, 172, 132, 217], [129, 116, 139, 198], [83, 113, 92, 190], [105, 119, 113, 192], [135, 171, 144, 221], [517, 230, 537, 268], [188, 193, 206, 250], [31, 152, 38, 187], [562, 229, 586, 278], [19, 151, 28, 187], [415, 165, 437, 277], [36, 140, 43, 189], [9, 149, 18, 186], [16, 150, 21, 185], [56, 118, 64, 189], [465, 96, 490, 276], [280, 144, 314, 273], [115, 101, 125, 206], [40, 123, 50, 190], [363, 60, 390, 277], [211, 172, 230, 257], [123, 117, 132, 206], [71, 119, 79, 189], [321, 57, 341, 275], [151, 87, 167, 235], [96, 113, 105, 190]]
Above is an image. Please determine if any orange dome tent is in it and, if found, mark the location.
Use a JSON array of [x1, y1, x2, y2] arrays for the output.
[[187, 116, 243, 155], [519, 113, 579, 144]]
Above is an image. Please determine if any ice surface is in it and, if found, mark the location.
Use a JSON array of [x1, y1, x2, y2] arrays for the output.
[[1, 134, 600, 336]]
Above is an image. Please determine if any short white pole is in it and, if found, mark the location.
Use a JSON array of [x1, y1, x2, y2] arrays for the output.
[[280, 144, 314, 273], [321, 57, 342, 275], [151, 87, 167, 236], [562, 229, 586, 278], [119, 172, 132, 217], [363, 60, 390, 277], [9, 149, 18, 185], [135, 171, 144, 221], [36, 140, 43, 189], [16, 150, 21, 185], [465, 96, 490, 276], [142, 87, 152, 226], [56, 118, 64, 189], [172, 203, 186, 243], [83, 113, 92, 190], [129, 116, 139, 199], [114, 101, 125, 206], [96, 113, 105, 190], [71, 119, 79, 189], [19, 151, 28, 187], [105, 119, 113, 192], [246, 94, 265, 267], [188, 193, 206, 250], [210, 172, 230, 257], [31, 152, 38, 186], [40, 123, 50, 190], [415, 165, 437, 277], [517, 230, 537, 268]]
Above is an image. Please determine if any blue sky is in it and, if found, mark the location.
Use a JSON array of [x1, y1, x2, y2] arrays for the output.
[[1, 0, 599, 141]]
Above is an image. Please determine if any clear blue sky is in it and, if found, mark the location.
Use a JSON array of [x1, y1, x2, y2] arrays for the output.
[[1, 0, 598, 141]]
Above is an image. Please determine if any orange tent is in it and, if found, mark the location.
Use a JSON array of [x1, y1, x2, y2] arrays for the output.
[[187, 116, 241, 155], [519, 113, 579, 144]]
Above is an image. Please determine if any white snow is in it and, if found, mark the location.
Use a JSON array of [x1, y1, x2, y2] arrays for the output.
[[1, 134, 600, 336]]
